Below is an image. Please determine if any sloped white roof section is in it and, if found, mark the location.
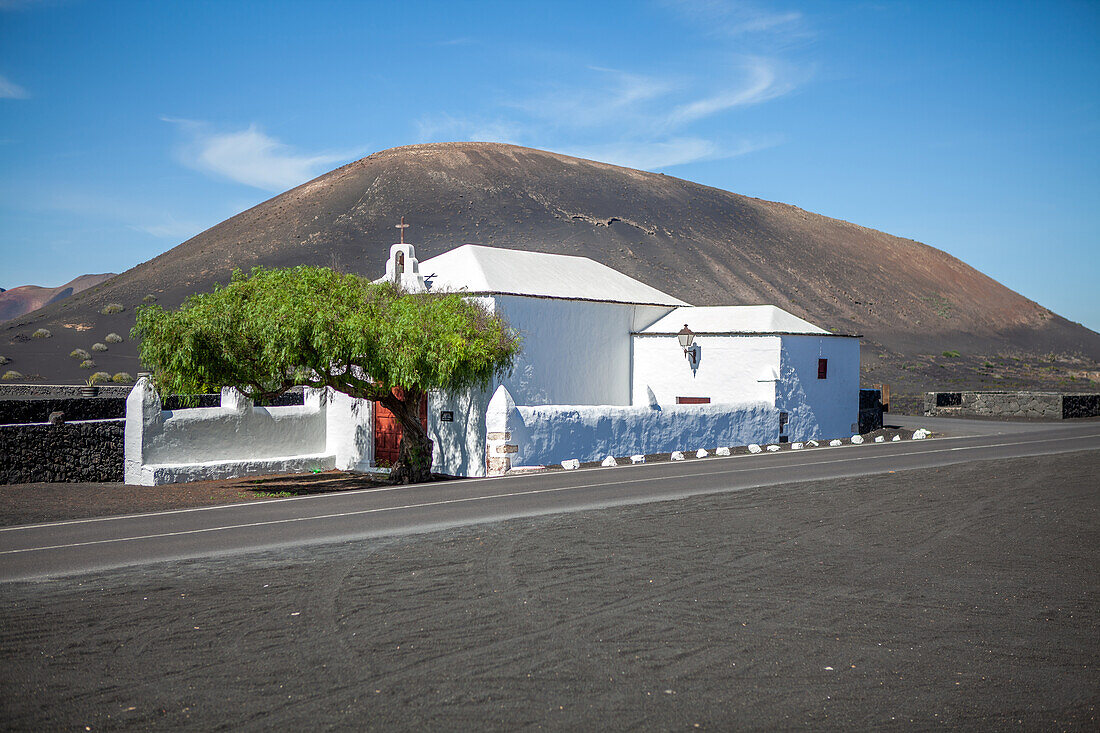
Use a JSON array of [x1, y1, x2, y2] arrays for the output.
[[640, 305, 829, 335], [418, 244, 689, 307]]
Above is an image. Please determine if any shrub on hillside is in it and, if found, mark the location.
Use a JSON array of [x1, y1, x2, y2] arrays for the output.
[[89, 371, 112, 385], [111, 372, 134, 383], [32, 328, 51, 339], [101, 303, 125, 315], [79, 359, 96, 369], [105, 333, 124, 343], [142, 294, 157, 303], [1, 370, 23, 381], [92, 342, 108, 352], [69, 348, 91, 360], [0, 355, 9, 365]]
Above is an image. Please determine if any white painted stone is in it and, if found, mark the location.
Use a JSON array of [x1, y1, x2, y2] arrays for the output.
[[851, 435, 864, 444], [601, 455, 618, 467], [829, 439, 842, 446], [748, 444, 763, 454], [874, 435, 885, 443], [808, 440, 819, 447], [670, 451, 685, 461], [715, 446, 731, 456], [913, 428, 930, 440], [791, 442, 803, 450], [561, 459, 580, 470], [630, 454, 646, 463], [696, 448, 709, 458], [892, 435, 901, 442], [766, 444, 781, 452]]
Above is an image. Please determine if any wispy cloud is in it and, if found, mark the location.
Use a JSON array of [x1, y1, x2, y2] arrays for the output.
[[416, 57, 796, 170], [130, 216, 206, 240], [664, 57, 794, 127], [509, 68, 677, 129], [415, 114, 524, 145], [660, 0, 808, 39], [557, 137, 780, 170], [164, 118, 365, 191], [412, 0, 810, 172], [0, 74, 28, 99], [32, 189, 212, 243]]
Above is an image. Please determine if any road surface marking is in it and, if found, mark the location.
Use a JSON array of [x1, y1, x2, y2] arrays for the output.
[[3, 432, 1096, 555]]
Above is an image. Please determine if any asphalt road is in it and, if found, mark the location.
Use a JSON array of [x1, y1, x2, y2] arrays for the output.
[[1, 417, 1096, 582], [2, 425, 1096, 730]]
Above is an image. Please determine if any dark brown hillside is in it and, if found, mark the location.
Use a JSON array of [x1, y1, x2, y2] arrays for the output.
[[3, 142, 1097, 400]]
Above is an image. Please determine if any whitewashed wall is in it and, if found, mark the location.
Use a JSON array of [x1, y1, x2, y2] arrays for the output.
[[776, 336, 860, 441], [485, 385, 777, 468], [427, 296, 670, 476], [632, 334, 781, 407], [428, 386, 491, 478], [124, 378, 373, 485], [495, 295, 670, 406]]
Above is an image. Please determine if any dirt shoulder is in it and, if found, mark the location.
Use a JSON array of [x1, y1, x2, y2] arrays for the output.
[[0, 471, 395, 527]]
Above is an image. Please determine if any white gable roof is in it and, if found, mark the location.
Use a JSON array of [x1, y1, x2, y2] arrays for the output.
[[640, 305, 829, 335], [418, 244, 689, 307]]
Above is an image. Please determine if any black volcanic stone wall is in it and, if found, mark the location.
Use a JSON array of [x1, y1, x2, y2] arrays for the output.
[[0, 420, 124, 484], [1063, 394, 1100, 419], [0, 398, 126, 425], [924, 391, 1100, 419]]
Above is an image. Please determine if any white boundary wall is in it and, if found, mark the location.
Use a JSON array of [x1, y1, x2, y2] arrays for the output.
[[124, 378, 374, 485], [485, 385, 778, 470]]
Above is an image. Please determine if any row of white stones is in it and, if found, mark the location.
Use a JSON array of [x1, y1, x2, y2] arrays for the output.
[[561, 428, 933, 470]]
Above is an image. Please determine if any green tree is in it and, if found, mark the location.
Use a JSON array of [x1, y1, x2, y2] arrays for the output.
[[132, 266, 521, 484]]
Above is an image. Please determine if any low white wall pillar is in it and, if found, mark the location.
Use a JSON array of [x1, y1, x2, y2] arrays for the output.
[[485, 385, 521, 476], [124, 377, 163, 485], [221, 386, 251, 413]]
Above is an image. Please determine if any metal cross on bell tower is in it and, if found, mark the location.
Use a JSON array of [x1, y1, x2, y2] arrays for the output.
[[395, 216, 410, 244]]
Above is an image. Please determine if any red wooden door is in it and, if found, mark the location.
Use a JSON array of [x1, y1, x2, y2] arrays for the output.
[[374, 392, 428, 467]]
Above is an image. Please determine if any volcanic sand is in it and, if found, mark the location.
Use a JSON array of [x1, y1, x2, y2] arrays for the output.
[[2, 451, 1097, 729]]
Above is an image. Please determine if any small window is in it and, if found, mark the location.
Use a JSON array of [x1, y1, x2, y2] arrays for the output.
[[396, 251, 405, 274], [817, 358, 828, 379], [779, 411, 788, 429], [676, 397, 710, 404]]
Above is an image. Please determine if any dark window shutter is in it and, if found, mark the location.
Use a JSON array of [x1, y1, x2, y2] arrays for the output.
[[818, 358, 828, 379]]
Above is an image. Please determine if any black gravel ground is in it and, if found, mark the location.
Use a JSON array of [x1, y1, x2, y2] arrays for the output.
[[1, 450, 1097, 730]]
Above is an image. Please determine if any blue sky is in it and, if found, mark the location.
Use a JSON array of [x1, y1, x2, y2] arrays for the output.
[[1, 0, 1098, 331]]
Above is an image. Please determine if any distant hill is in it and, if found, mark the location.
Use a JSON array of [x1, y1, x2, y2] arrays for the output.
[[0, 273, 116, 323], [1, 142, 1096, 402]]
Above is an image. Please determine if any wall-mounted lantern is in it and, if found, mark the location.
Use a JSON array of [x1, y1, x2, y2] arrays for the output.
[[677, 324, 695, 355]]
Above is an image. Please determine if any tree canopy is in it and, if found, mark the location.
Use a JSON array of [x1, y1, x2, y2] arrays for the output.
[[133, 265, 521, 482]]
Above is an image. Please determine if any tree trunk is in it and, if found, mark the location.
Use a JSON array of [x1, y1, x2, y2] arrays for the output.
[[382, 389, 433, 485]]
